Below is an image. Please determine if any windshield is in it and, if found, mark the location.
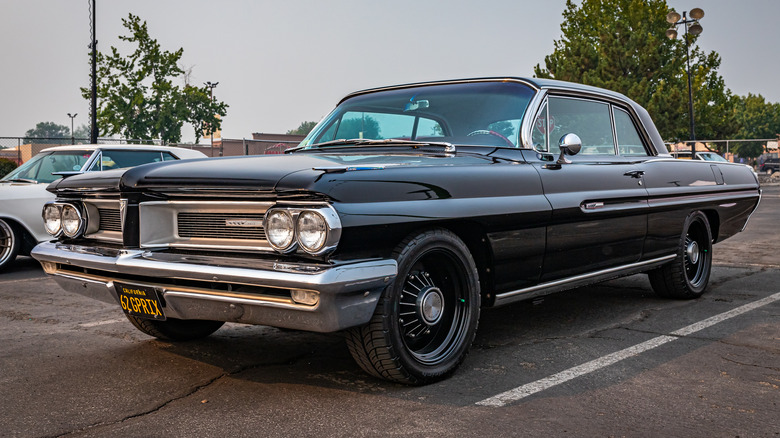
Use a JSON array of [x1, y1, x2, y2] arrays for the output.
[[300, 81, 535, 149], [1, 150, 94, 183]]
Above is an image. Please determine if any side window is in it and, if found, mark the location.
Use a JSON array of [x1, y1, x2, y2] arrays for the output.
[[162, 152, 177, 161], [548, 97, 615, 155], [532, 103, 549, 152], [614, 108, 649, 156]]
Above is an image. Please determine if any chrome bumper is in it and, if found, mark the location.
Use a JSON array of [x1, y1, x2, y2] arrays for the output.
[[32, 242, 397, 332]]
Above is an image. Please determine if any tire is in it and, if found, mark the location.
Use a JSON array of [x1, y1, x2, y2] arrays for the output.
[[345, 228, 480, 385], [0, 219, 20, 272], [125, 315, 224, 341], [649, 211, 712, 299]]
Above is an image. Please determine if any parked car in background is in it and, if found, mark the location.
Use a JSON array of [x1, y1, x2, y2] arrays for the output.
[[32, 78, 760, 384], [0, 145, 206, 271], [759, 158, 780, 175], [671, 151, 729, 162]]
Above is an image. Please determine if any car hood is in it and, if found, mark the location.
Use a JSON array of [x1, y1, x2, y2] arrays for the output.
[[0, 181, 52, 201], [50, 152, 498, 195]]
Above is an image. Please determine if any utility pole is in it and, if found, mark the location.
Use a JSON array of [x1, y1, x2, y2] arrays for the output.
[[89, 0, 98, 144]]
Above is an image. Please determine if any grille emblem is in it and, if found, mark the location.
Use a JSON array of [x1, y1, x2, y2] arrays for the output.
[[225, 219, 263, 227]]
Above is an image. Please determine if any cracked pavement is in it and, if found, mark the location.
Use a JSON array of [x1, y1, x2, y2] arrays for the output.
[[1, 187, 779, 437]]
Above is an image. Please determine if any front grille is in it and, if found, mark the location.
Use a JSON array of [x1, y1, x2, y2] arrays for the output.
[[177, 212, 266, 240], [98, 208, 122, 232]]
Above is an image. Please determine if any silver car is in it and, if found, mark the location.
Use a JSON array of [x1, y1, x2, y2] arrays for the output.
[[0, 144, 206, 271]]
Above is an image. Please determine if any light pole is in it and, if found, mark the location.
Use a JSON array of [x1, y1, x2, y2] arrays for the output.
[[67, 113, 78, 145], [204, 81, 219, 156], [666, 7, 704, 157]]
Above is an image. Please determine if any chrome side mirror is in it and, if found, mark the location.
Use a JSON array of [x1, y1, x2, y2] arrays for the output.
[[556, 133, 582, 165]]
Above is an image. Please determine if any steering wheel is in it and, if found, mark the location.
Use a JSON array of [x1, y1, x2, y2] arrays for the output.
[[466, 130, 515, 147]]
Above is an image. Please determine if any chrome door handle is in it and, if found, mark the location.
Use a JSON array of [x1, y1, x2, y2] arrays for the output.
[[623, 170, 645, 178]]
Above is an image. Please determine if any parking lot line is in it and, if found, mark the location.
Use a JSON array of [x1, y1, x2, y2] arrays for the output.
[[476, 291, 780, 407]]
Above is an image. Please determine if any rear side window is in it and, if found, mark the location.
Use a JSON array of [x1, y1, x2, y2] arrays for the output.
[[98, 150, 170, 170], [614, 108, 648, 156]]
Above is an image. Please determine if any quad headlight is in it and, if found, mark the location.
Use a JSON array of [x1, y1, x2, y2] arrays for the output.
[[265, 210, 295, 251], [43, 203, 63, 236], [42, 202, 85, 238], [264, 206, 341, 255]]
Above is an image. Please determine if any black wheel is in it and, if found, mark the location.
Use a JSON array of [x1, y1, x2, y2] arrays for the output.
[[346, 228, 480, 384], [125, 315, 224, 341], [649, 211, 712, 299], [0, 219, 20, 272]]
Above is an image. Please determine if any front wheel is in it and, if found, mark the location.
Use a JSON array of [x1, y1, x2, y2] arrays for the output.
[[649, 211, 713, 299], [125, 315, 224, 341], [346, 229, 481, 385], [0, 219, 20, 272]]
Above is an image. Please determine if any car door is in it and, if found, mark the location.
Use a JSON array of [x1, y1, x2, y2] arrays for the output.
[[527, 95, 650, 281]]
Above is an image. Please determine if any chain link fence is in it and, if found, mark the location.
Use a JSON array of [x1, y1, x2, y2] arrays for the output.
[[0, 137, 304, 166]]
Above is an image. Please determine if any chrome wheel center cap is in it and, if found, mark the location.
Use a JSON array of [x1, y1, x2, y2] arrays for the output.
[[687, 240, 700, 264], [418, 287, 444, 325]]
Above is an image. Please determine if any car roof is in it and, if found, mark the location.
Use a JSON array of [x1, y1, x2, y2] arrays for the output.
[[39, 144, 207, 158]]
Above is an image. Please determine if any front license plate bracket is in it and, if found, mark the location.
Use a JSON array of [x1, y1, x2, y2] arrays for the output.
[[115, 282, 166, 321]]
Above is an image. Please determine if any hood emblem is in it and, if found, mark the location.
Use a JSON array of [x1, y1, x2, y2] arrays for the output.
[[225, 219, 263, 227]]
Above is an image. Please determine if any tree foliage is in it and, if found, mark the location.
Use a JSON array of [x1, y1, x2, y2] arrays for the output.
[[82, 14, 227, 144], [730, 93, 780, 158], [534, 0, 736, 142], [0, 158, 18, 177], [23, 122, 71, 144], [287, 121, 318, 136]]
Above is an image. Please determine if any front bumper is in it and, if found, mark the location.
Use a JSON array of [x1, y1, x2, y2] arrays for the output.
[[32, 242, 397, 332]]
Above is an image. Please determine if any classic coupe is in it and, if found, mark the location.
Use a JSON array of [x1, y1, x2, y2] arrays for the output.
[[32, 78, 760, 384]]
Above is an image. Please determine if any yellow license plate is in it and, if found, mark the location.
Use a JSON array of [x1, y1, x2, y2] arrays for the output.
[[115, 282, 166, 320]]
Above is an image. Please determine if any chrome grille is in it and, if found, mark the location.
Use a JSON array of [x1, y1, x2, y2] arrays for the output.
[[177, 212, 266, 240], [98, 208, 122, 232]]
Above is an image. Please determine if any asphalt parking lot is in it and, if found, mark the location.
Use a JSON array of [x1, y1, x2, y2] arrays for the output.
[[1, 186, 779, 438]]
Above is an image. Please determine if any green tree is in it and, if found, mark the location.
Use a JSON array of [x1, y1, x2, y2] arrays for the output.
[[82, 14, 227, 144], [287, 121, 318, 136], [534, 0, 736, 142], [730, 93, 780, 158], [73, 124, 91, 140], [23, 122, 70, 143], [0, 158, 18, 177]]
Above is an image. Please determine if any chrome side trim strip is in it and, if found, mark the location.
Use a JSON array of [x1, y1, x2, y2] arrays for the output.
[[493, 255, 676, 306]]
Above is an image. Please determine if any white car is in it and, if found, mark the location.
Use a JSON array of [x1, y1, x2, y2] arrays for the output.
[[0, 144, 206, 271]]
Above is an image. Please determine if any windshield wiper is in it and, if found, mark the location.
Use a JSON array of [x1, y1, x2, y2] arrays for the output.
[[288, 138, 456, 153], [2, 178, 38, 184]]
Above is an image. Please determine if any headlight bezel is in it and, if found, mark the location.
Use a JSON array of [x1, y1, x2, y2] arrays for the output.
[[264, 205, 341, 256], [42, 202, 86, 239]]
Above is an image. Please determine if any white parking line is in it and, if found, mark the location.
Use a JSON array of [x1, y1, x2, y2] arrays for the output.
[[78, 318, 125, 328], [476, 291, 780, 407]]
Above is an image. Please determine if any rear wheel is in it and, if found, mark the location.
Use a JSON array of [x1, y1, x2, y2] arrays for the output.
[[125, 315, 224, 341], [0, 219, 20, 272], [649, 211, 712, 299], [346, 229, 480, 384]]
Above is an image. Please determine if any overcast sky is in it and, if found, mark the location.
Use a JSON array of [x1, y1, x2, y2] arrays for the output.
[[1, 0, 778, 143]]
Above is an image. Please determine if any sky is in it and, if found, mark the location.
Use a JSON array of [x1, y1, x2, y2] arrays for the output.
[[1, 0, 778, 143]]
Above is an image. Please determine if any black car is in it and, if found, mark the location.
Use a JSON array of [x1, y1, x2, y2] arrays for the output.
[[32, 78, 761, 384], [759, 158, 780, 175]]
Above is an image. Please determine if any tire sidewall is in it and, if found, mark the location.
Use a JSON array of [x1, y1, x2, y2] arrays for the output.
[[382, 229, 480, 381], [680, 211, 712, 296], [0, 218, 20, 270]]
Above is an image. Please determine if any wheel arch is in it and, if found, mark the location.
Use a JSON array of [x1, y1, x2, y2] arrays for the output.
[[701, 209, 720, 243]]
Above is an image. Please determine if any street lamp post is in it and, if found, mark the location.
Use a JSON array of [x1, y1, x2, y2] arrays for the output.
[[204, 81, 219, 156], [666, 7, 704, 157], [67, 113, 78, 145]]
